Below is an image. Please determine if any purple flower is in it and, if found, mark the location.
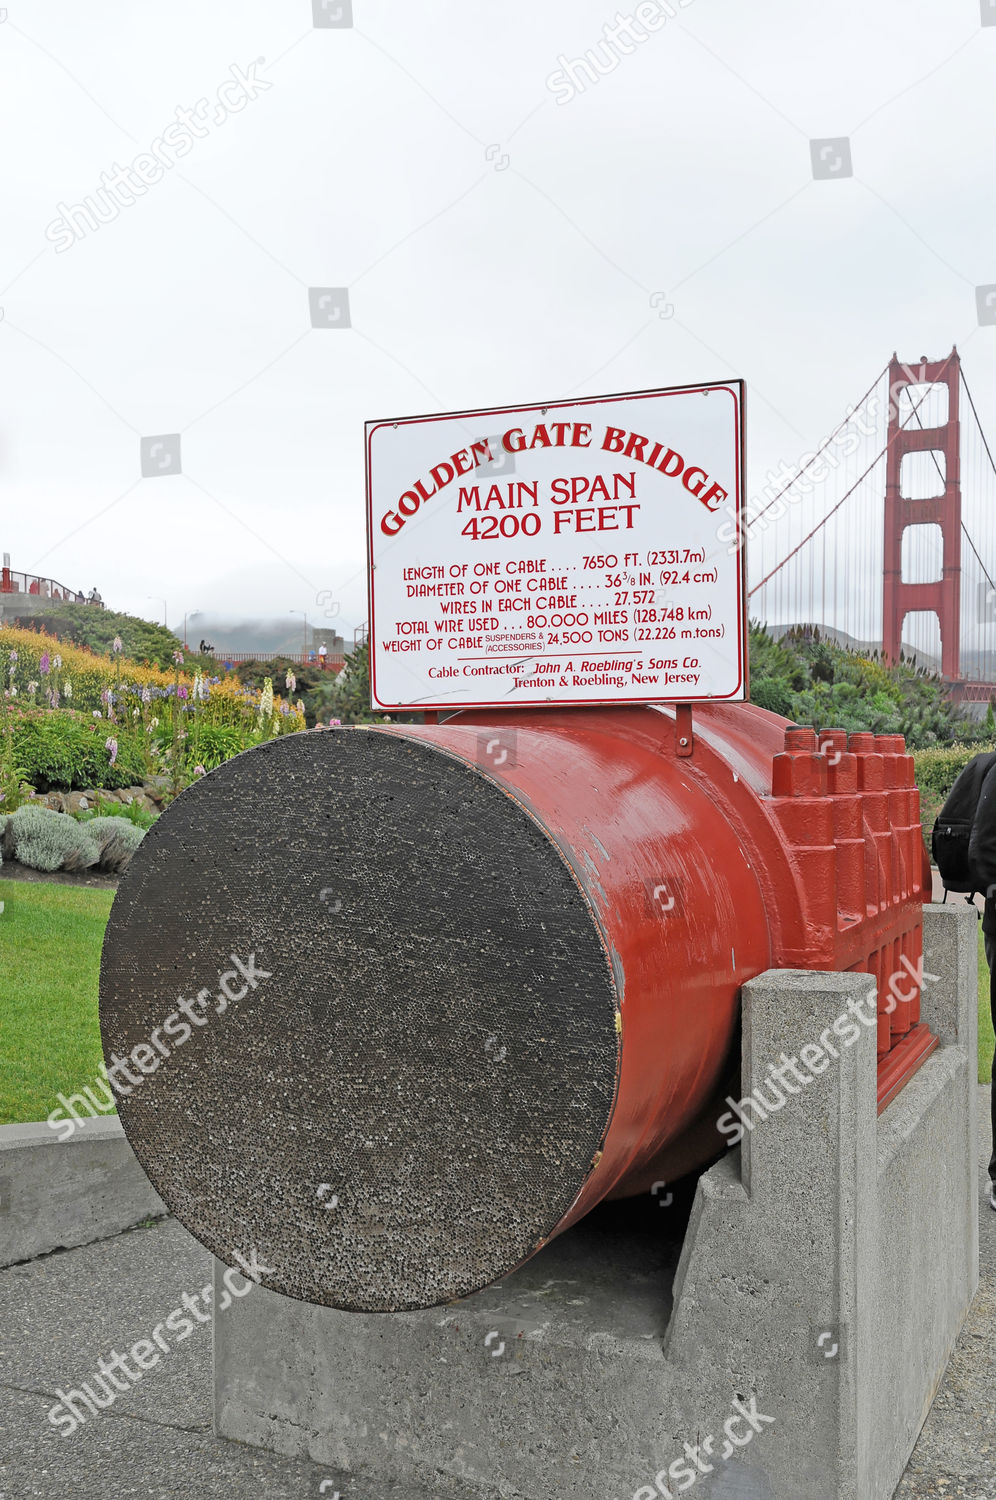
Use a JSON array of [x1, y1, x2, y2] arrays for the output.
[[193, 764, 206, 777], [112, 636, 123, 653], [178, 685, 188, 700], [39, 652, 50, 675], [329, 717, 341, 727], [105, 736, 118, 766]]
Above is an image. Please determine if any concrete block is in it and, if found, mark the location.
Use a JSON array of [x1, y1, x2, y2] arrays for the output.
[[0, 1115, 166, 1267], [213, 907, 979, 1500]]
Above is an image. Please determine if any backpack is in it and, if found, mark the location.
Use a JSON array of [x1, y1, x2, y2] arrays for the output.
[[931, 750, 996, 894]]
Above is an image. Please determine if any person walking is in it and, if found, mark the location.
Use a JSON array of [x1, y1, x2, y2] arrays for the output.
[[967, 767, 996, 1211]]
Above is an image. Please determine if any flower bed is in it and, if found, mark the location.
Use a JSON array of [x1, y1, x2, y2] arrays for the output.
[[1, 628, 306, 805]]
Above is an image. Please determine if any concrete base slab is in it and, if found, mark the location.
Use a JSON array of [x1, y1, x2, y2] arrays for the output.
[[213, 905, 980, 1500], [0, 1115, 166, 1268]]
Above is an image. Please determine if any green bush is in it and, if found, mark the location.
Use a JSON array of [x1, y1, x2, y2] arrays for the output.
[[750, 677, 794, 717], [5, 805, 101, 873], [188, 722, 247, 769], [748, 622, 981, 749], [912, 741, 996, 838], [76, 798, 157, 830], [11, 710, 147, 791]]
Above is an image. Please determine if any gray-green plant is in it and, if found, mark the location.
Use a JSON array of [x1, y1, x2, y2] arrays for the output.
[[85, 815, 145, 873], [7, 805, 101, 873]]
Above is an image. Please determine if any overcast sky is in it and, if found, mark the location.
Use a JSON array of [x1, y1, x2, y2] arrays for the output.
[[1, 0, 994, 648]]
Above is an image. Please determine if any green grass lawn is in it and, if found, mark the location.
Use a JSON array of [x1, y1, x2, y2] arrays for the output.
[[0, 876, 993, 1126], [0, 877, 114, 1125]]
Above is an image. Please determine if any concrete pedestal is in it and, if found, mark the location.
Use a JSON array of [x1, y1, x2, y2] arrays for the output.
[[0, 1115, 165, 1268], [212, 904, 979, 1500]]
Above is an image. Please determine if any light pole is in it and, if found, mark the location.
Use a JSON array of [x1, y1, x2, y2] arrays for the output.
[[289, 609, 309, 660], [146, 596, 167, 628]]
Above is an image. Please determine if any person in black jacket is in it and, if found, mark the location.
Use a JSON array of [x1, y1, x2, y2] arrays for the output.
[[967, 768, 996, 1211]]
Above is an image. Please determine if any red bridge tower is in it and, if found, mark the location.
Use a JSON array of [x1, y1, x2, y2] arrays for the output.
[[882, 350, 962, 678]]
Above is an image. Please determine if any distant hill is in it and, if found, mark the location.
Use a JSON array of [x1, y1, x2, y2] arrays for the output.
[[10, 603, 205, 671], [171, 613, 346, 658]]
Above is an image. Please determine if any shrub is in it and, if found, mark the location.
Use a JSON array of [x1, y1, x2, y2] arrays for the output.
[[748, 622, 981, 749], [6, 805, 101, 872], [187, 722, 248, 769], [912, 741, 996, 840], [10, 709, 147, 790], [8, 604, 203, 671], [85, 815, 145, 873], [750, 677, 794, 717], [77, 798, 157, 830]]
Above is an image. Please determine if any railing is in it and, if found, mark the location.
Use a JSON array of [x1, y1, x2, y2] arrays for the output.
[[209, 650, 346, 672], [949, 680, 996, 703], [0, 567, 103, 605]]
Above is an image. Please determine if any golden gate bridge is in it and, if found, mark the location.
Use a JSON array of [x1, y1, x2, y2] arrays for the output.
[[748, 349, 996, 705]]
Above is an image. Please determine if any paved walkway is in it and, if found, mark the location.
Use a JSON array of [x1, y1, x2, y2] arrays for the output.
[[1, 1091, 993, 1499]]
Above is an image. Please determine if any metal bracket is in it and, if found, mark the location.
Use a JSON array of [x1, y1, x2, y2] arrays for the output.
[[675, 703, 693, 758]]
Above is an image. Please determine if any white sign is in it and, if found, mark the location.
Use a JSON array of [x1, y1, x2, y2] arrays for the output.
[[365, 381, 746, 711]]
